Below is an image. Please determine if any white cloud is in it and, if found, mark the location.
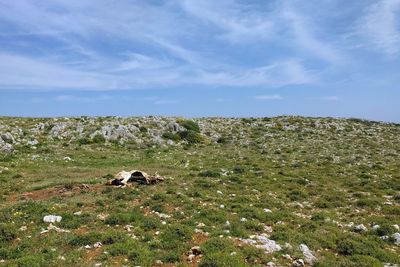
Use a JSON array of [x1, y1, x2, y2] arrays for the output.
[[254, 95, 283, 100], [320, 96, 340, 101], [0, 52, 116, 90], [54, 95, 111, 102], [154, 100, 179, 105], [193, 60, 314, 87], [0, 1, 340, 90], [356, 0, 400, 56], [181, 0, 275, 43], [281, 5, 344, 64], [216, 98, 232, 103]]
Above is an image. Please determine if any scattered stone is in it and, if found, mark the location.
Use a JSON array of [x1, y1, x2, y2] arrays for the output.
[[1, 133, 14, 143], [43, 215, 62, 223], [240, 217, 247, 222], [27, 139, 39, 146], [57, 256, 66, 261], [381, 235, 389, 241], [393, 224, 399, 231], [124, 225, 133, 232], [31, 155, 40, 160], [0, 143, 14, 154], [299, 244, 317, 264], [372, 224, 380, 230], [264, 208, 272, 213], [354, 224, 368, 232], [282, 254, 292, 260], [154, 212, 171, 219], [97, 213, 109, 221], [73, 211, 82, 216], [19, 226, 27, 231], [264, 225, 273, 233], [63, 156, 72, 161], [241, 234, 282, 253], [154, 260, 163, 265], [93, 242, 103, 248], [40, 223, 70, 234], [266, 262, 276, 267], [187, 254, 195, 262], [392, 232, 400, 245], [166, 139, 175, 146], [292, 259, 305, 267]]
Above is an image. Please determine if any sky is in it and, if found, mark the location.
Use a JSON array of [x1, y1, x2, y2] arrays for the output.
[[0, 0, 399, 122]]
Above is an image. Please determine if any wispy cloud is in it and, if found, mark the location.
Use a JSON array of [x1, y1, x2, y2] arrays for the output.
[[0, 0, 396, 93], [54, 95, 111, 103], [254, 95, 283, 100], [154, 100, 180, 105], [281, 4, 344, 64], [356, 0, 400, 56], [181, 0, 275, 43], [320, 96, 340, 101]]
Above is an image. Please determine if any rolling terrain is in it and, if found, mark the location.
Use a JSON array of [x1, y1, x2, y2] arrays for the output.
[[0, 116, 399, 266]]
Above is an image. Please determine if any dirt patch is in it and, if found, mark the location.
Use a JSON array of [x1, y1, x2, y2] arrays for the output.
[[74, 226, 90, 235], [192, 233, 208, 245], [82, 248, 103, 262], [16, 184, 103, 201]]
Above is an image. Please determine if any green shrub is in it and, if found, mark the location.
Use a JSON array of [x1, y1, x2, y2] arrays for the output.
[[179, 130, 204, 144], [311, 212, 328, 221], [107, 239, 137, 256], [199, 239, 246, 266], [216, 136, 231, 144], [373, 224, 396, 237], [92, 134, 106, 144], [288, 190, 308, 201], [356, 198, 379, 208], [78, 137, 90, 145], [0, 223, 17, 243], [68, 232, 104, 246], [178, 120, 200, 133], [13, 254, 48, 267], [199, 252, 246, 267], [199, 170, 220, 178], [139, 126, 148, 133], [232, 166, 245, 174], [162, 132, 181, 141], [129, 246, 153, 266]]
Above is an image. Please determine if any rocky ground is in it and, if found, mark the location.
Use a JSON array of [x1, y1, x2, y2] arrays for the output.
[[0, 116, 399, 266]]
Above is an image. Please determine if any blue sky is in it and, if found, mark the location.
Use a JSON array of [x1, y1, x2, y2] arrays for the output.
[[0, 0, 399, 122]]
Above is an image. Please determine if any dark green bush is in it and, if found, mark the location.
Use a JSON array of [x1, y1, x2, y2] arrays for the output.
[[199, 170, 220, 178], [0, 223, 17, 243], [78, 137, 90, 145], [373, 224, 396, 237], [179, 130, 203, 144], [92, 134, 106, 144], [178, 120, 200, 132], [162, 132, 181, 141]]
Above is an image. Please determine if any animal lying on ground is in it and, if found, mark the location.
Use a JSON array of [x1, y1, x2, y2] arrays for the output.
[[107, 170, 165, 186]]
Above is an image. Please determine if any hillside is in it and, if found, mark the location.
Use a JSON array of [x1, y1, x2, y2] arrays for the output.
[[0, 116, 399, 266]]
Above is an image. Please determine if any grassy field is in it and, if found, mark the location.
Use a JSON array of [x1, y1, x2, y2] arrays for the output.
[[0, 116, 399, 266]]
